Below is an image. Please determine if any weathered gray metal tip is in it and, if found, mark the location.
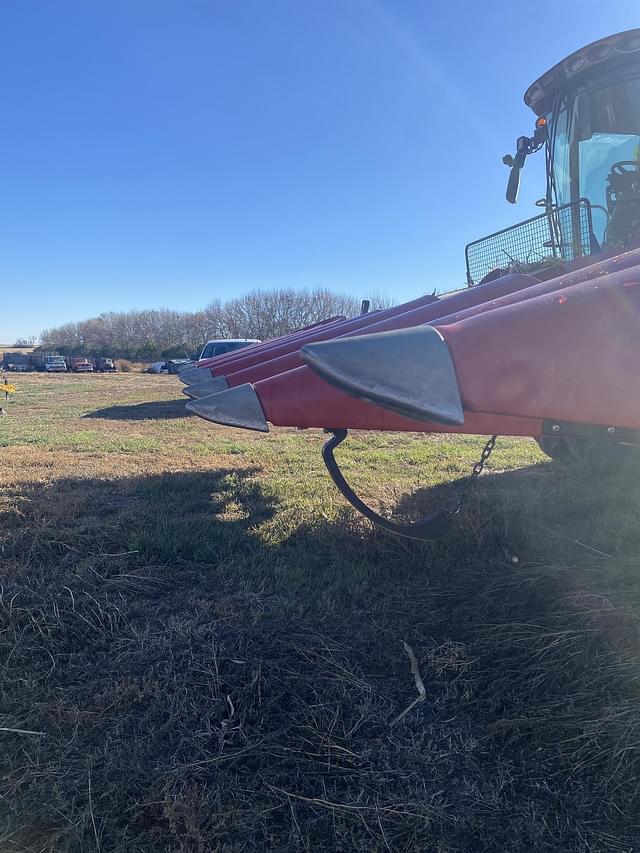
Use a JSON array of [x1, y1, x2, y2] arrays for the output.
[[181, 376, 229, 400], [178, 365, 209, 385], [186, 383, 269, 432], [177, 360, 194, 372], [301, 325, 465, 426]]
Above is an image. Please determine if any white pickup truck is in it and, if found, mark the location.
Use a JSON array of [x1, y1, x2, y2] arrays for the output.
[[199, 338, 260, 360]]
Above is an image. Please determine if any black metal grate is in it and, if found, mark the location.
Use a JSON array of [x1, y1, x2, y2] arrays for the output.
[[465, 199, 599, 285]]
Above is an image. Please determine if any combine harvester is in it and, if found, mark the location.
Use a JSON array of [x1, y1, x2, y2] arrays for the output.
[[183, 29, 640, 539]]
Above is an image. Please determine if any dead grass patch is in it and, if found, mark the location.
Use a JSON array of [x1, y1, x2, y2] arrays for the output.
[[0, 374, 639, 851]]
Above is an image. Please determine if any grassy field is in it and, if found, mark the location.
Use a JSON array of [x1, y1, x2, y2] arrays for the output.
[[1, 373, 640, 852]]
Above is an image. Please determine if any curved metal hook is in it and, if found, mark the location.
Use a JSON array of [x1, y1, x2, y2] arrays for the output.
[[321, 429, 453, 541]]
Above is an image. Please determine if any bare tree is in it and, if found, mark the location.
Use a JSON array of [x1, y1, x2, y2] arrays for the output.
[[40, 286, 396, 359]]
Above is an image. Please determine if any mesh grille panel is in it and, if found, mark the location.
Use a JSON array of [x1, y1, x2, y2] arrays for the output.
[[465, 199, 598, 285]]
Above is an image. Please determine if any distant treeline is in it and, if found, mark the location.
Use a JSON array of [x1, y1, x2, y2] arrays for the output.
[[40, 287, 394, 361]]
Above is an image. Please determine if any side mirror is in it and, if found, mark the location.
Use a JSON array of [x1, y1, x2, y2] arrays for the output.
[[506, 162, 521, 204], [502, 122, 547, 206]]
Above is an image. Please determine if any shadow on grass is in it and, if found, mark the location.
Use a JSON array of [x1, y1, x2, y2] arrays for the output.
[[392, 453, 640, 561], [84, 398, 191, 420], [1, 461, 640, 852]]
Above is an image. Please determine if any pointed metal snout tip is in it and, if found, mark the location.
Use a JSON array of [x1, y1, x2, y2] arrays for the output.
[[181, 376, 229, 400], [178, 365, 210, 385], [301, 325, 465, 426], [186, 383, 269, 432]]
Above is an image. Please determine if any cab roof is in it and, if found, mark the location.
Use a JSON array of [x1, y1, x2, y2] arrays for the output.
[[524, 28, 640, 116]]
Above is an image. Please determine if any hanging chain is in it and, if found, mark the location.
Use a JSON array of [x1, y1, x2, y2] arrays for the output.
[[470, 434, 498, 481], [453, 434, 498, 515]]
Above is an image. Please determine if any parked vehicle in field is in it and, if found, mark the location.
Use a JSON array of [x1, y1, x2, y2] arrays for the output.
[[147, 361, 169, 374], [31, 353, 68, 373], [67, 356, 94, 373], [2, 352, 32, 372], [199, 339, 260, 360], [94, 357, 117, 372], [166, 358, 192, 374]]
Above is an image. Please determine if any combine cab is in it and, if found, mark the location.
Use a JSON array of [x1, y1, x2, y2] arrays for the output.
[[183, 29, 640, 539]]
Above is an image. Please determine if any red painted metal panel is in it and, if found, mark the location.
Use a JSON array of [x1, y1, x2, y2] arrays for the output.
[[439, 267, 640, 429], [433, 247, 640, 328], [254, 366, 542, 436]]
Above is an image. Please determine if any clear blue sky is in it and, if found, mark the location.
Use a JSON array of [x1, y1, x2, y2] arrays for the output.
[[1, 0, 637, 342]]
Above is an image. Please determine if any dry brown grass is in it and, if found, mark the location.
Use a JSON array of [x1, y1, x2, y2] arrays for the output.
[[1, 373, 639, 851]]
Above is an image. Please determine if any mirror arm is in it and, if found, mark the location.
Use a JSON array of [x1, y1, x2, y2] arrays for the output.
[[503, 123, 548, 204]]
